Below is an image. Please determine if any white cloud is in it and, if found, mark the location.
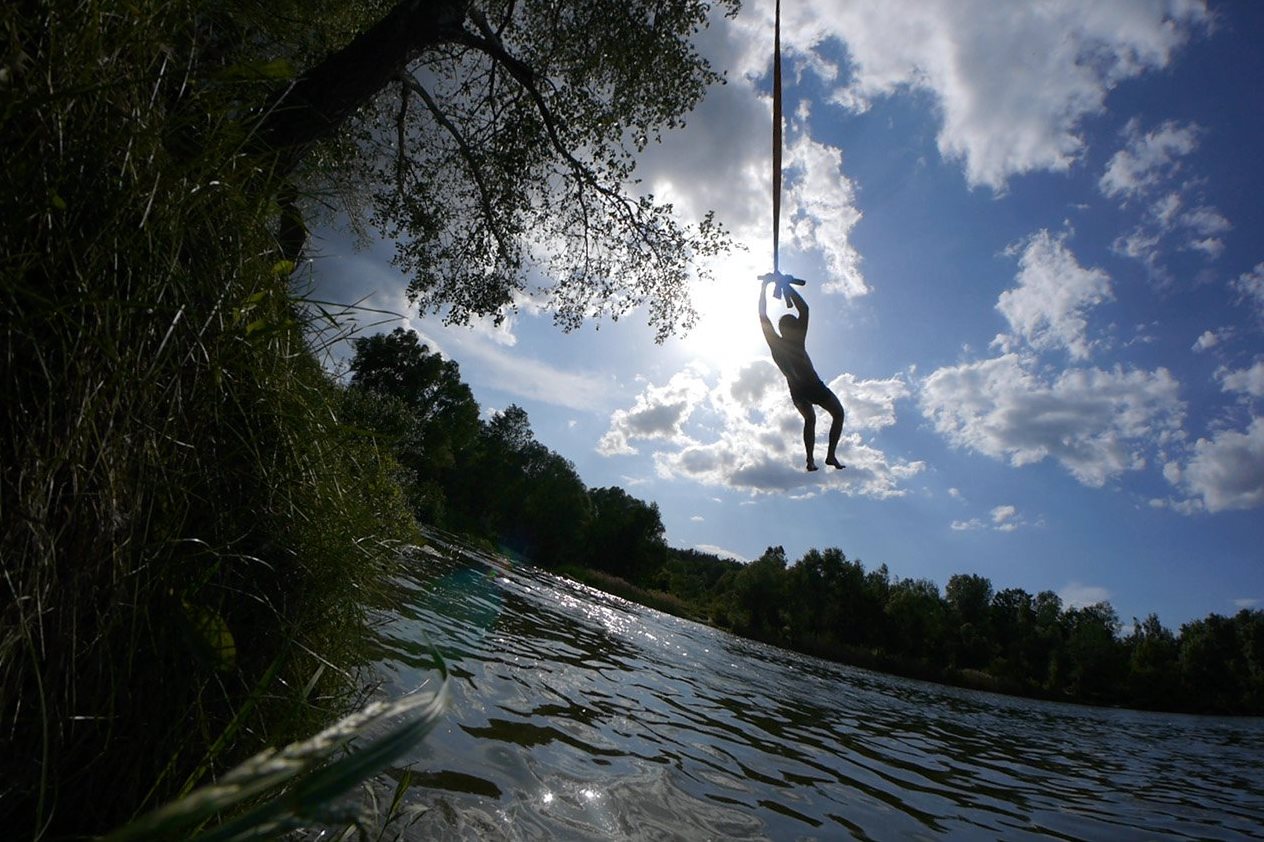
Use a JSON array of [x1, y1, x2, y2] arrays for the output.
[[831, 372, 912, 431], [690, 515, 705, 523], [991, 505, 1019, 531], [694, 544, 750, 563], [1233, 262, 1264, 320], [920, 353, 1185, 487], [786, 0, 1210, 191], [1192, 328, 1231, 352], [1219, 362, 1264, 398], [1125, 322, 1158, 348], [784, 133, 867, 297], [1187, 237, 1225, 259], [1099, 120, 1201, 200], [1099, 120, 1230, 276], [637, 68, 769, 244], [1234, 598, 1260, 609], [1180, 205, 1231, 237], [995, 230, 1112, 360], [1180, 205, 1230, 257], [1060, 582, 1112, 609], [1113, 196, 1229, 279], [1158, 370, 1264, 513], [1112, 227, 1163, 271], [598, 370, 710, 456], [1147, 492, 1203, 516], [600, 362, 923, 498], [423, 328, 617, 412], [950, 503, 1023, 533], [1166, 417, 1264, 512], [1135, 194, 1231, 264]]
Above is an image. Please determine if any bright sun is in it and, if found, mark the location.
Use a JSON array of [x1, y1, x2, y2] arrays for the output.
[[678, 255, 778, 371]]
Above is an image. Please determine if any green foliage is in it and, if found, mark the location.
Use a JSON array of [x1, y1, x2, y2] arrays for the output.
[[658, 548, 743, 610], [884, 577, 947, 662], [343, 330, 675, 581], [945, 573, 995, 669], [349, 329, 481, 454], [781, 548, 879, 653], [344, 327, 481, 524], [1176, 611, 1263, 713], [1127, 613, 1179, 709], [340, 0, 740, 341], [1, 0, 746, 834], [343, 333, 587, 563], [1063, 602, 1126, 701], [585, 487, 668, 583], [727, 547, 790, 641]]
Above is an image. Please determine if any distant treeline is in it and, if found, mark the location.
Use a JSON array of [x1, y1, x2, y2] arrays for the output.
[[665, 548, 1264, 716], [349, 328, 1264, 716]]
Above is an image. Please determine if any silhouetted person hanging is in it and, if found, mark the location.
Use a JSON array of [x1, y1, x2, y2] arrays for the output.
[[759, 274, 845, 471]]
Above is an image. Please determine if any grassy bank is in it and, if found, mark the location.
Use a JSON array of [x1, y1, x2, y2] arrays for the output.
[[1, 3, 423, 837], [557, 566, 706, 623]]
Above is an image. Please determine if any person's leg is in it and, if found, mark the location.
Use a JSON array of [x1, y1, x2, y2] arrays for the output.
[[821, 390, 845, 468], [794, 398, 818, 470]]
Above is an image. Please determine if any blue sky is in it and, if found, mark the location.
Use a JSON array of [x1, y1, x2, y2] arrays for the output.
[[311, 0, 1264, 631]]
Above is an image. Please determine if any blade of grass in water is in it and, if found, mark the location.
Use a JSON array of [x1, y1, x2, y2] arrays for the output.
[[104, 654, 448, 842]]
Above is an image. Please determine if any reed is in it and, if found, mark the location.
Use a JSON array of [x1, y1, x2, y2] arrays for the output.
[[103, 671, 448, 842]]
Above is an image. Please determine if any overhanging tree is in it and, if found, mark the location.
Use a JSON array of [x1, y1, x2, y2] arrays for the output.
[[256, 0, 739, 340]]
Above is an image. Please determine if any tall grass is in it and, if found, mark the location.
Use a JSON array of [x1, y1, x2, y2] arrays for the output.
[[1, 2, 422, 837]]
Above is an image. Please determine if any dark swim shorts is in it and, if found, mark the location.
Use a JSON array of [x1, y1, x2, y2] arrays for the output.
[[789, 377, 834, 407]]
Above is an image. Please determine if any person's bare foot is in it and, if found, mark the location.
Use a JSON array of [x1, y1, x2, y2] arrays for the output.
[[826, 456, 845, 469], [806, 460, 819, 472]]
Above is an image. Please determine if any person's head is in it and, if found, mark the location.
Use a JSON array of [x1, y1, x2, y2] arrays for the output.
[[779, 313, 804, 339]]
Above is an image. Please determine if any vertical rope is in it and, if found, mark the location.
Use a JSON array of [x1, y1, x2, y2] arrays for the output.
[[772, 0, 783, 276]]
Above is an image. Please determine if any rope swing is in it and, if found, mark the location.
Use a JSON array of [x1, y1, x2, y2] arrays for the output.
[[763, 0, 804, 305], [758, 0, 847, 474], [772, 0, 783, 275]]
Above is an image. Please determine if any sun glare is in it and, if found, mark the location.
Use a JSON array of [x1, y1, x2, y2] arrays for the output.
[[679, 256, 771, 371]]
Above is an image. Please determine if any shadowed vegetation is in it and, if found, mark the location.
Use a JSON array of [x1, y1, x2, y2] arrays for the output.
[[1, 2, 420, 836]]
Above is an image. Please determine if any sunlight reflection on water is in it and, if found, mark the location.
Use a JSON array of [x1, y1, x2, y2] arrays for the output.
[[357, 536, 1264, 840]]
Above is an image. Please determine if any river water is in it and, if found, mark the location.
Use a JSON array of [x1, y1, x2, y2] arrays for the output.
[[357, 535, 1264, 840]]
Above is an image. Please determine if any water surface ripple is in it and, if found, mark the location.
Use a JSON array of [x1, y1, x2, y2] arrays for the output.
[[362, 538, 1264, 840]]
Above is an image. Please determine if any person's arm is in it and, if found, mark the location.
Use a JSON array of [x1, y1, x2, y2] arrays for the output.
[[787, 286, 809, 332], [758, 277, 781, 346]]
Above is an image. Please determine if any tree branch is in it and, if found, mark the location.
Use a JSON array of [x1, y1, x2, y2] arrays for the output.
[[455, 11, 666, 265], [255, 0, 471, 168], [395, 79, 410, 195], [397, 72, 511, 263]]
